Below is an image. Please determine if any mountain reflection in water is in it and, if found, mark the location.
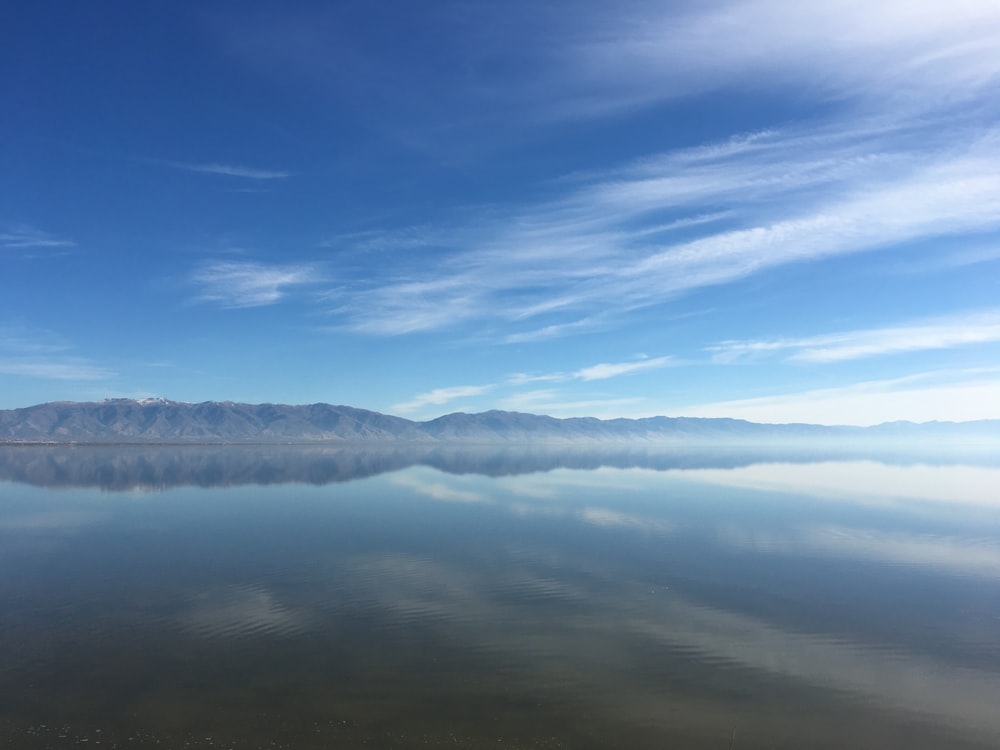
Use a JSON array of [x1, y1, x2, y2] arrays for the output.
[[0, 445, 998, 749], [1, 442, 997, 491]]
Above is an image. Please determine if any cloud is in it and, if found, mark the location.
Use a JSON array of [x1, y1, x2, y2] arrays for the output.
[[709, 309, 1000, 363], [497, 389, 642, 418], [1, 225, 75, 250], [508, 355, 672, 386], [396, 355, 669, 418], [677, 370, 1000, 425], [287, 1, 1000, 340], [327, 122, 1000, 338], [191, 260, 318, 308], [541, 0, 1000, 119], [573, 356, 672, 381], [167, 161, 290, 179], [505, 373, 567, 386], [0, 325, 115, 381], [0, 360, 115, 381], [504, 316, 609, 344], [217, 1, 1000, 130], [391, 384, 494, 414]]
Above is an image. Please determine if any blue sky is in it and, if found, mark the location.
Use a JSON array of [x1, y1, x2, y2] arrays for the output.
[[3, 0, 1000, 424]]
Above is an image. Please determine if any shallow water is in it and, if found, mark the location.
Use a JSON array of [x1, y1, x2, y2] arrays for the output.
[[1, 445, 998, 749]]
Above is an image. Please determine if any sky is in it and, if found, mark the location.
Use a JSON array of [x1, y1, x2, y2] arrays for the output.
[[2, 0, 1000, 425]]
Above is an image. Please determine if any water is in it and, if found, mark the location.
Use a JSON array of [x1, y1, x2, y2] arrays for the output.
[[1, 445, 998, 749]]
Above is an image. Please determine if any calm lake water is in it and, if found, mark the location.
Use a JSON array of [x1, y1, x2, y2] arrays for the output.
[[1, 445, 999, 749]]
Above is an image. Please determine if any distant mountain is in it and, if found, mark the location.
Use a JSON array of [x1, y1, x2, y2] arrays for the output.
[[1, 398, 998, 445], [0, 399, 424, 443]]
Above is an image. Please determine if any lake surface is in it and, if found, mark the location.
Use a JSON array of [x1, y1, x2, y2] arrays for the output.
[[1, 445, 999, 749]]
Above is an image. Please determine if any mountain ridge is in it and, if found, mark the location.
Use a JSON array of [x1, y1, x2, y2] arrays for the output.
[[1, 398, 998, 444]]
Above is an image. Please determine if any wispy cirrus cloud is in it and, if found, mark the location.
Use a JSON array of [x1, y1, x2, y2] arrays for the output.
[[217, 1, 1000, 131], [540, 0, 1000, 119], [503, 316, 612, 344], [678, 369, 1000, 425], [497, 390, 643, 419], [191, 260, 319, 308], [0, 324, 115, 381], [393, 355, 667, 416], [573, 356, 673, 381], [1, 225, 75, 251], [167, 161, 290, 180], [290, 0, 1000, 340], [709, 309, 1000, 363], [328, 121, 1000, 338], [0, 360, 115, 381], [391, 384, 493, 414], [508, 355, 673, 386]]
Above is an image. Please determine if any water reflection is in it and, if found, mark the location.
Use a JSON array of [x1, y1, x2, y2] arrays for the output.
[[2, 442, 998, 491], [0, 446, 998, 749]]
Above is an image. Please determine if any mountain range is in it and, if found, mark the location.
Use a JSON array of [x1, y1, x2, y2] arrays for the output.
[[2, 398, 999, 445]]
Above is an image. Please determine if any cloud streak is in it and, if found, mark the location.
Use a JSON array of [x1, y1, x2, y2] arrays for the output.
[[709, 309, 1000, 363], [393, 355, 666, 417], [678, 370, 1000, 425], [168, 161, 290, 180], [573, 356, 672, 381], [191, 260, 319, 308], [327, 121, 1000, 338], [1, 225, 75, 250], [290, 0, 1000, 342], [541, 0, 1000, 119], [0, 360, 115, 381], [391, 384, 493, 414], [0, 325, 115, 382]]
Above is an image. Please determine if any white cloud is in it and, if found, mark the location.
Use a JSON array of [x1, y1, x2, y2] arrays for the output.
[[678, 371, 1000, 425], [504, 316, 609, 344], [299, 1, 1000, 341], [397, 356, 668, 418], [505, 372, 567, 386], [573, 356, 672, 381], [329, 123, 1000, 337], [191, 260, 318, 308], [1, 225, 75, 250], [497, 389, 642, 418], [0, 324, 73, 355], [0, 325, 115, 381], [545, 0, 1000, 118], [391, 384, 493, 414], [709, 309, 1000, 363], [507, 355, 671, 385], [0, 360, 115, 381], [168, 161, 290, 179]]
